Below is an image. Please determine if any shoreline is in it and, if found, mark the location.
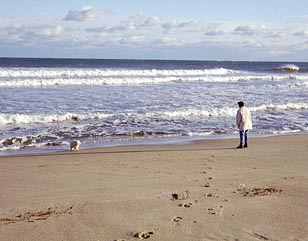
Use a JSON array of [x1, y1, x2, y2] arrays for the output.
[[1, 134, 308, 240], [1, 132, 306, 158]]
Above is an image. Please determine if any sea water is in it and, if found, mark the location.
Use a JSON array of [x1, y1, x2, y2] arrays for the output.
[[0, 58, 307, 155]]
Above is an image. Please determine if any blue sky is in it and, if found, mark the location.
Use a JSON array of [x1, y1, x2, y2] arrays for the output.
[[1, 0, 308, 61]]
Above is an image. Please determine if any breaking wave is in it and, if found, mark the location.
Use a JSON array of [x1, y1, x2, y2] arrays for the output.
[[0, 67, 307, 87], [250, 103, 308, 112], [1, 102, 307, 126], [0, 112, 112, 125], [161, 102, 308, 119], [1, 102, 307, 153], [276, 64, 299, 73]]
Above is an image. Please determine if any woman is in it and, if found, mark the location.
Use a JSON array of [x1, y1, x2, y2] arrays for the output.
[[236, 101, 252, 148]]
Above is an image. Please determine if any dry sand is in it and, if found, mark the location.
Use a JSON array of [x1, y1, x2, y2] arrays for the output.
[[0, 135, 308, 241]]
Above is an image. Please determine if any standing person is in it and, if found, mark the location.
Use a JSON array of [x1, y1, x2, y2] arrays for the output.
[[236, 101, 252, 148]]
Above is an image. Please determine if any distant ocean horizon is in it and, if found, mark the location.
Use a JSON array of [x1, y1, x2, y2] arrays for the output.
[[1, 57, 307, 156]]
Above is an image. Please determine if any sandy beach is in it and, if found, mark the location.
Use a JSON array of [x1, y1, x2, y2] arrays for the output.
[[0, 135, 307, 241]]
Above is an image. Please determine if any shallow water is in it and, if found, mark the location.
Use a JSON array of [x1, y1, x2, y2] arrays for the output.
[[0, 58, 307, 155]]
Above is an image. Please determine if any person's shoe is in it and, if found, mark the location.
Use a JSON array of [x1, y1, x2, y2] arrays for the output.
[[237, 145, 243, 149], [244, 143, 248, 148]]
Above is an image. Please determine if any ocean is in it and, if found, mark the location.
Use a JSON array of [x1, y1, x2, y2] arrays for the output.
[[0, 58, 307, 156]]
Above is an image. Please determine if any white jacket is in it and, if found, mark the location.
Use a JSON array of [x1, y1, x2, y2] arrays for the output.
[[236, 106, 252, 131]]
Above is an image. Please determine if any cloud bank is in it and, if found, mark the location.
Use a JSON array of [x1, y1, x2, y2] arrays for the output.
[[1, 5, 308, 61]]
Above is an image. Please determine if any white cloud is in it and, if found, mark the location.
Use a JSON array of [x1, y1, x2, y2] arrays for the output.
[[144, 16, 160, 27], [0, 23, 65, 47], [232, 24, 266, 36], [63, 6, 108, 22], [294, 30, 308, 37], [267, 30, 286, 38], [29, 25, 63, 37], [125, 12, 161, 29], [154, 36, 184, 47], [2, 8, 308, 61], [0, 24, 24, 43], [201, 22, 226, 36], [86, 13, 161, 33], [87, 24, 134, 33], [204, 30, 225, 36], [86, 26, 108, 33], [161, 20, 196, 33], [119, 36, 145, 46]]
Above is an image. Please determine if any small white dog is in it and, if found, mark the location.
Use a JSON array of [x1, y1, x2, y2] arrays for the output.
[[70, 140, 81, 151]]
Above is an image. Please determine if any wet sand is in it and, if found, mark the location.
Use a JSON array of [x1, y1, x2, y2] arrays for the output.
[[0, 135, 308, 241]]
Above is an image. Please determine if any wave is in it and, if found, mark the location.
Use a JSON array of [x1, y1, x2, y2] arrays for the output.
[[161, 102, 308, 119], [287, 81, 308, 88], [0, 67, 234, 78], [161, 108, 236, 118], [0, 112, 112, 125], [276, 64, 299, 73], [1, 102, 307, 126], [1, 67, 307, 86], [250, 103, 308, 112], [163, 103, 308, 118]]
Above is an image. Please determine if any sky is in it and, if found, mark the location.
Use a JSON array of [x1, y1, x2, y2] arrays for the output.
[[1, 0, 308, 61]]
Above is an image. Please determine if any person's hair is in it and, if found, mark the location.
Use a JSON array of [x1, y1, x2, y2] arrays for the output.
[[238, 101, 244, 107]]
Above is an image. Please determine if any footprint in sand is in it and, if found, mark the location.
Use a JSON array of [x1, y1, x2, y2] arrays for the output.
[[179, 202, 193, 208], [204, 192, 220, 198], [171, 191, 189, 201], [207, 206, 224, 215], [171, 216, 183, 225], [201, 183, 211, 188], [133, 231, 154, 239], [207, 208, 216, 215]]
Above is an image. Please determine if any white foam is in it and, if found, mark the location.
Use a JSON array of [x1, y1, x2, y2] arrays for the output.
[[0, 112, 112, 125], [158, 102, 308, 119], [1, 67, 307, 87], [161, 107, 236, 118], [186, 131, 215, 136], [1, 102, 305, 127], [276, 64, 299, 72], [288, 81, 308, 88], [250, 103, 308, 112], [0, 67, 234, 78]]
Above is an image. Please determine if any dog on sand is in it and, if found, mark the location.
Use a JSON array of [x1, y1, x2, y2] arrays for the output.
[[70, 140, 81, 151]]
